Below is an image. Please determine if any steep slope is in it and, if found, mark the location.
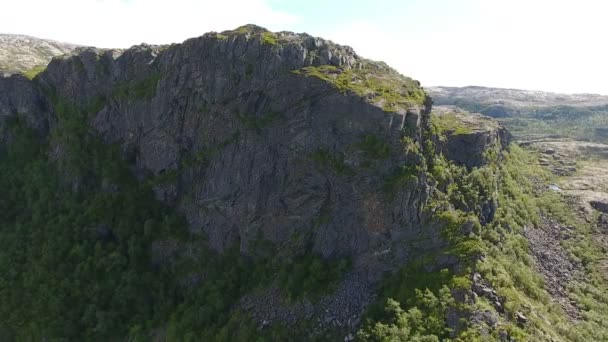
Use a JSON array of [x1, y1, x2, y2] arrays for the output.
[[0, 33, 78, 76], [1, 26, 607, 341]]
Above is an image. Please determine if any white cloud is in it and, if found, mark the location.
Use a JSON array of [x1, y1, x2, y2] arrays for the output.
[[0, 0, 298, 48]]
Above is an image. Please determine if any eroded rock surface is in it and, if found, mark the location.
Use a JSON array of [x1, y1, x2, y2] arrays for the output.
[[432, 106, 511, 168]]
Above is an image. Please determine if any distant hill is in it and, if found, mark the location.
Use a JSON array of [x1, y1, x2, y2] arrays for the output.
[[428, 86, 608, 142], [0, 34, 78, 75], [429, 86, 608, 107]]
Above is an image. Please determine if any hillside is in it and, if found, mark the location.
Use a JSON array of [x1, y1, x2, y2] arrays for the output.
[[429, 86, 608, 142], [0, 33, 77, 76], [1, 26, 608, 341]]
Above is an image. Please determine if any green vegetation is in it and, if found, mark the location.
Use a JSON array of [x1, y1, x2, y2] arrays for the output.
[[360, 124, 608, 341], [22, 64, 46, 80], [382, 165, 419, 196], [245, 63, 254, 77], [183, 130, 241, 169], [310, 148, 355, 176], [294, 64, 426, 112], [261, 32, 278, 45], [358, 134, 391, 159], [437, 96, 608, 143], [112, 73, 162, 100], [0, 100, 350, 340], [431, 112, 473, 136]]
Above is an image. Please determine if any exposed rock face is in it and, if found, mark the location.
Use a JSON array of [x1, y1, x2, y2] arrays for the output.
[[1, 25, 443, 267], [523, 217, 583, 320], [433, 106, 511, 168], [0, 74, 51, 144], [0, 34, 78, 75]]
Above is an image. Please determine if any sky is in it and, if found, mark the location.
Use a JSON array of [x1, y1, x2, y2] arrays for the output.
[[2, 0, 607, 94]]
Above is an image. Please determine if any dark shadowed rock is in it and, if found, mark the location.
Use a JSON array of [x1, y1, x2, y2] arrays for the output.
[[591, 200, 608, 213]]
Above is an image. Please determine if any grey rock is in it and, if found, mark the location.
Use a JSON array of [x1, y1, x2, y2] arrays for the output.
[[590, 200, 608, 213], [1, 26, 438, 261], [515, 311, 528, 325]]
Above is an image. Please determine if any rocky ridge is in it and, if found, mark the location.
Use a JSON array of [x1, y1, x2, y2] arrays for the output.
[[0, 33, 78, 75], [0, 25, 515, 339]]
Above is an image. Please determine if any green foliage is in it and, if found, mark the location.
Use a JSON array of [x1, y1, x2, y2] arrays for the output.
[[358, 134, 391, 159], [475, 144, 608, 341], [295, 65, 426, 111], [383, 165, 418, 195], [22, 64, 46, 80], [431, 112, 472, 136], [440, 96, 608, 143], [261, 32, 278, 45], [359, 265, 465, 341], [0, 112, 350, 340], [112, 73, 162, 100], [0, 118, 183, 340], [310, 148, 354, 176], [245, 63, 254, 78], [436, 210, 483, 262], [362, 140, 608, 340], [359, 291, 453, 342]]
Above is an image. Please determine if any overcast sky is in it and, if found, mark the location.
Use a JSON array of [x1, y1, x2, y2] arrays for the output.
[[2, 0, 607, 94]]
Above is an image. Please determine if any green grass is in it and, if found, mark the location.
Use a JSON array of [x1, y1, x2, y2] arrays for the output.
[[22, 64, 46, 80], [310, 148, 354, 176], [431, 112, 473, 136], [294, 65, 426, 112], [112, 73, 162, 100], [358, 134, 391, 159], [261, 32, 278, 45]]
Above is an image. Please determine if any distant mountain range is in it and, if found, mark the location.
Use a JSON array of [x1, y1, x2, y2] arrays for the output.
[[0, 34, 78, 75], [428, 86, 608, 142], [428, 86, 608, 108]]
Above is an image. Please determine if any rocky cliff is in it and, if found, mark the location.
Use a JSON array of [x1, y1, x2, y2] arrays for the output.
[[4, 25, 447, 264], [8, 26, 591, 342]]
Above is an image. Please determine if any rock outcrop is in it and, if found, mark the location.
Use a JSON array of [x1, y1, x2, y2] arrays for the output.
[[432, 106, 511, 168], [0, 25, 445, 269]]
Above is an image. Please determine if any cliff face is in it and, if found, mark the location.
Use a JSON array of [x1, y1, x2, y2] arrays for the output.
[[432, 106, 511, 169], [1, 25, 442, 264], [5, 26, 608, 342], [0, 25, 515, 264]]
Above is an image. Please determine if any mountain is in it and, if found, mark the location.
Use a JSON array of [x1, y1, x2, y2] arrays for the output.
[[429, 86, 608, 107], [1, 26, 608, 341], [428, 86, 608, 142], [0, 33, 78, 76]]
